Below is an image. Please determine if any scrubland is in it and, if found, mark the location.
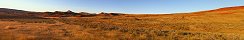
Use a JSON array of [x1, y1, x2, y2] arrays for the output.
[[1, 6, 244, 40]]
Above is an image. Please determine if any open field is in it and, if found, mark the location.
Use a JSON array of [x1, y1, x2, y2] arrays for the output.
[[0, 6, 244, 40]]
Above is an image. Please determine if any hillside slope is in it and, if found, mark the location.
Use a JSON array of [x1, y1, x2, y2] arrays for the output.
[[0, 6, 244, 40]]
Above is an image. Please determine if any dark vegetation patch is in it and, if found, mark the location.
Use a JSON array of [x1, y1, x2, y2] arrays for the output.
[[0, 19, 56, 24]]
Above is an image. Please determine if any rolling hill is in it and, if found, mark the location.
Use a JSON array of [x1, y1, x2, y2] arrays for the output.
[[0, 6, 244, 40]]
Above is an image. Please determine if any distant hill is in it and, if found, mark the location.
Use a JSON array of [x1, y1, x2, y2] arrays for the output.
[[0, 6, 243, 19], [0, 8, 126, 19], [0, 8, 30, 14], [192, 6, 244, 14], [0, 8, 40, 19]]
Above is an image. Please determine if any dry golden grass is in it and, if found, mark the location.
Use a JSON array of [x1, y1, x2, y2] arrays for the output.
[[1, 6, 244, 40], [0, 12, 244, 40]]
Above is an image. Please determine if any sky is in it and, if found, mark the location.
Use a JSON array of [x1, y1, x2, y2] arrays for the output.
[[0, 0, 244, 14]]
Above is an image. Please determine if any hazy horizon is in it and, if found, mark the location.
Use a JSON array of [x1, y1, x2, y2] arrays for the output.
[[1, 0, 244, 14]]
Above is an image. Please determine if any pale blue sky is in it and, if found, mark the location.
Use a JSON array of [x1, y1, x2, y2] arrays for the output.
[[0, 0, 244, 14]]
